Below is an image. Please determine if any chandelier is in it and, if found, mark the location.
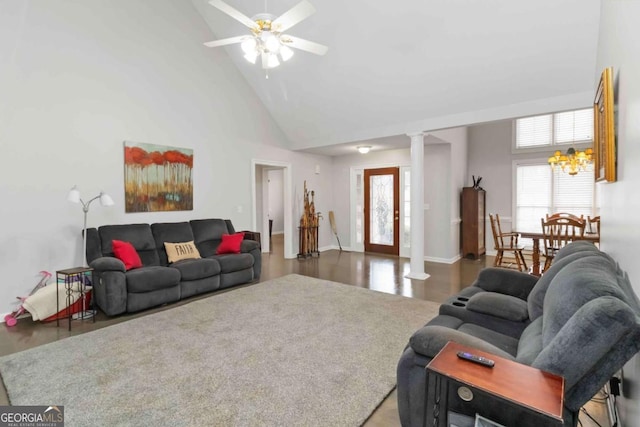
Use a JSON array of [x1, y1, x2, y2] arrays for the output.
[[548, 147, 594, 175]]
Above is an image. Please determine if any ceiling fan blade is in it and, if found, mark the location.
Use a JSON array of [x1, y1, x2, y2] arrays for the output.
[[208, 0, 259, 31], [203, 35, 247, 48], [272, 0, 316, 32], [282, 35, 328, 56]]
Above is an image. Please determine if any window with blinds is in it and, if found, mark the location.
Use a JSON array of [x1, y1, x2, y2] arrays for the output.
[[515, 163, 595, 238], [516, 108, 593, 149]]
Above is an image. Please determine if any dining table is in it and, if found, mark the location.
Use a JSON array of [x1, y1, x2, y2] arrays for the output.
[[515, 231, 600, 276]]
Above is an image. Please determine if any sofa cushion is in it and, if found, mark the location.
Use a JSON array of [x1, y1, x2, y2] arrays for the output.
[[553, 240, 600, 262], [125, 266, 180, 293], [457, 323, 519, 356], [216, 233, 245, 254], [211, 253, 254, 273], [515, 317, 543, 365], [191, 219, 229, 257], [164, 241, 201, 263], [98, 224, 160, 266], [472, 268, 538, 300], [527, 251, 605, 321], [542, 255, 619, 346], [111, 240, 143, 271], [466, 292, 529, 322], [151, 222, 196, 265], [171, 258, 221, 281]]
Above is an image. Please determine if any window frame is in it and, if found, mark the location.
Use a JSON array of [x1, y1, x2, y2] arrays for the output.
[[511, 109, 594, 155]]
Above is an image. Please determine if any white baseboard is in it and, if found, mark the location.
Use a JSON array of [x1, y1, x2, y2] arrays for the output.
[[425, 254, 462, 264], [319, 245, 354, 252], [318, 246, 464, 265]]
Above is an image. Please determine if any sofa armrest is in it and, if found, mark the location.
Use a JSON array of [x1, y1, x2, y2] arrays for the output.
[[90, 256, 126, 273], [473, 267, 539, 300], [466, 293, 530, 322], [240, 239, 260, 253], [240, 239, 261, 280], [533, 296, 640, 411], [409, 325, 516, 360], [89, 257, 127, 316]]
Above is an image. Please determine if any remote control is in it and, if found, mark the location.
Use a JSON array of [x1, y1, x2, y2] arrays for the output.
[[456, 351, 495, 367]]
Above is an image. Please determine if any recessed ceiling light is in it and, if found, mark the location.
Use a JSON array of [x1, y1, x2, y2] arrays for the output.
[[357, 146, 371, 154]]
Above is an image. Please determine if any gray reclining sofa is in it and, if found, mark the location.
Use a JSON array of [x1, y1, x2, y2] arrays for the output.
[[397, 241, 640, 426], [85, 219, 261, 316]]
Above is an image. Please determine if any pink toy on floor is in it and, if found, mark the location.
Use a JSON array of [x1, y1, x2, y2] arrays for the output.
[[4, 271, 52, 327]]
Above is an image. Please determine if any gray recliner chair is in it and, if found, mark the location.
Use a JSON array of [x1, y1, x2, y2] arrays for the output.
[[397, 241, 640, 427]]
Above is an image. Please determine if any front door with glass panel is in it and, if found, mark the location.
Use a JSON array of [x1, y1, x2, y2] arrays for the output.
[[364, 167, 400, 255]]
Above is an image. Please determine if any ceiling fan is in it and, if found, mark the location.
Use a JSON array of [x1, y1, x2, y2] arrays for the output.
[[204, 0, 328, 71]]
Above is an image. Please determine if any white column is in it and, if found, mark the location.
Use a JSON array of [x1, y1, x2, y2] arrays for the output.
[[405, 132, 430, 280]]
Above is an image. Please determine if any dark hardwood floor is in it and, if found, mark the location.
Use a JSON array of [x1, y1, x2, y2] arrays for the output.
[[0, 234, 609, 426]]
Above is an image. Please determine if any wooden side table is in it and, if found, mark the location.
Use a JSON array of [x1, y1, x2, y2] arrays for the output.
[[56, 267, 95, 331], [425, 341, 564, 427]]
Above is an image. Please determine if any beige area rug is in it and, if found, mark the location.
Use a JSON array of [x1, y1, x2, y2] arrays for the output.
[[0, 274, 439, 427]]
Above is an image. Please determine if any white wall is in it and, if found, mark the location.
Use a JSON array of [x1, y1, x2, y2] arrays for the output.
[[423, 143, 452, 260], [0, 0, 332, 314], [267, 169, 284, 234], [595, 1, 640, 425], [468, 121, 515, 218], [431, 127, 468, 262]]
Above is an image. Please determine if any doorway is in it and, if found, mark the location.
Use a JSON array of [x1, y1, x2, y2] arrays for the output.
[[251, 160, 294, 259], [364, 167, 400, 255]]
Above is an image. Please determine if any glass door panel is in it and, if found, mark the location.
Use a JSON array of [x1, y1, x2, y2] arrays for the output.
[[370, 174, 394, 245], [364, 167, 400, 255]]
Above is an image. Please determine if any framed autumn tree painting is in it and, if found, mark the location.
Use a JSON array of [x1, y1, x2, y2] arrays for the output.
[[124, 141, 194, 212]]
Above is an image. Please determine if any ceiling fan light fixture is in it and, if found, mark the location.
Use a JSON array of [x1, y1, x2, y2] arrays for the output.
[[205, 0, 328, 71], [263, 32, 281, 53], [244, 51, 259, 64], [265, 53, 280, 69], [280, 45, 294, 61], [240, 37, 258, 54]]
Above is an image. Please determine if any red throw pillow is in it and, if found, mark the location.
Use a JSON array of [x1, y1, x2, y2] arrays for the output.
[[216, 232, 245, 255], [112, 240, 143, 270]]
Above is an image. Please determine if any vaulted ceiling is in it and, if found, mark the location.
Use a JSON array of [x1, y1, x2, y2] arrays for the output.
[[192, 0, 601, 155]]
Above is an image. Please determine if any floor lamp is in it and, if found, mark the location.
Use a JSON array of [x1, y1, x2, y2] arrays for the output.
[[67, 185, 114, 267], [67, 185, 114, 319]]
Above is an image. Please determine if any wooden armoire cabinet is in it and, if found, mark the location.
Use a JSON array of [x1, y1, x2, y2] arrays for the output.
[[461, 187, 486, 259]]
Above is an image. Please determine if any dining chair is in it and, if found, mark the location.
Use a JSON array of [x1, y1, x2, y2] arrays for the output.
[[489, 213, 528, 272], [587, 215, 601, 234], [545, 212, 585, 223], [587, 215, 601, 247], [540, 216, 586, 272]]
